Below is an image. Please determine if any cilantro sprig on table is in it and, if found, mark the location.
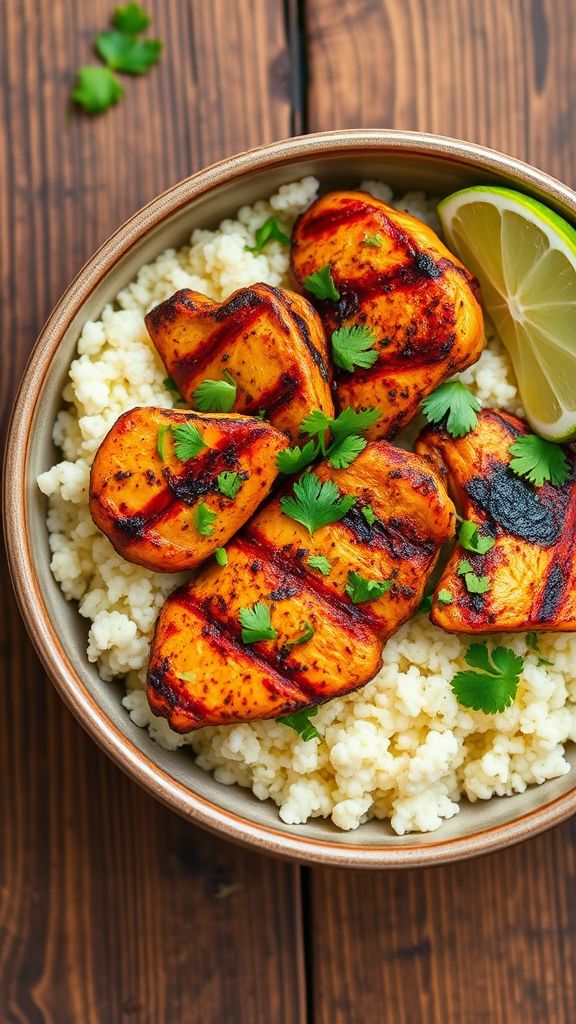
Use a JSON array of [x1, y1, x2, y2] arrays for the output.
[[276, 407, 380, 475], [451, 644, 524, 714], [422, 381, 481, 438], [277, 707, 320, 741], [508, 434, 570, 487], [72, 4, 162, 116]]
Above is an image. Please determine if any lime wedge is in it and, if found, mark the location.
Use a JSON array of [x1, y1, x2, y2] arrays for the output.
[[438, 185, 576, 441]]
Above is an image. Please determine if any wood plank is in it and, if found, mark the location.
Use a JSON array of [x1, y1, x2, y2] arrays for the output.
[[308, 823, 576, 1023], [0, 3, 305, 1022], [305, 0, 576, 179], [305, 1, 576, 1021]]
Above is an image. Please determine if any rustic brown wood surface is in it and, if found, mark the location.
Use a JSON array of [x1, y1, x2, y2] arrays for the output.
[[1, 1, 575, 1022]]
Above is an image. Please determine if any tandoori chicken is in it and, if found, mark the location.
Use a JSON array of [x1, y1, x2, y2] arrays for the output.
[[291, 190, 485, 439], [89, 407, 288, 572], [416, 409, 576, 632], [147, 441, 456, 730], [145, 283, 334, 443]]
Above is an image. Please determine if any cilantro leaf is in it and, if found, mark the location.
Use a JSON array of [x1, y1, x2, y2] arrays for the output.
[[437, 588, 453, 605], [300, 407, 380, 447], [278, 706, 320, 741], [217, 471, 243, 499], [332, 325, 378, 373], [361, 505, 377, 527], [96, 31, 162, 74], [239, 602, 277, 644], [327, 435, 367, 469], [451, 643, 523, 714], [307, 555, 332, 576], [171, 422, 207, 461], [416, 594, 433, 615], [113, 2, 151, 33], [421, 381, 481, 438], [464, 572, 490, 594], [509, 434, 570, 487], [458, 520, 495, 554], [214, 547, 228, 566], [362, 233, 383, 247], [345, 571, 393, 604], [193, 373, 237, 413], [280, 472, 356, 535], [276, 439, 320, 475], [303, 264, 340, 302], [284, 621, 315, 650], [457, 560, 474, 575], [246, 216, 290, 254], [526, 632, 553, 666], [164, 376, 182, 398], [71, 66, 123, 114], [156, 424, 168, 461], [195, 503, 216, 536]]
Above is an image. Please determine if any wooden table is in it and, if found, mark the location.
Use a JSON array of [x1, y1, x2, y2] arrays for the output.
[[1, 2, 575, 1020]]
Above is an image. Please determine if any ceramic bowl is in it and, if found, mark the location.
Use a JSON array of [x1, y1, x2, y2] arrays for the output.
[[5, 130, 576, 867]]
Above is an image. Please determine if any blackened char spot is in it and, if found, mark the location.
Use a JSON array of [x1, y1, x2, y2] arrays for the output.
[[269, 585, 300, 601], [148, 658, 177, 706], [411, 250, 442, 278], [342, 505, 373, 543], [466, 467, 563, 546], [538, 563, 565, 621], [114, 470, 132, 481], [290, 308, 330, 381], [115, 514, 146, 538]]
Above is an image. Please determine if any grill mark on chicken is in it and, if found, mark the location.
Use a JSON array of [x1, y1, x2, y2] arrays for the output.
[[288, 306, 330, 381], [466, 466, 565, 547], [242, 370, 302, 417], [173, 296, 276, 383], [174, 585, 337, 701], [416, 408, 576, 634], [291, 191, 484, 440], [537, 563, 565, 621], [340, 505, 433, 561]]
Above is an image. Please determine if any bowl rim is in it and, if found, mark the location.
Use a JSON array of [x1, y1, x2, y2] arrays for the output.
[[5, 128, 576, 868]]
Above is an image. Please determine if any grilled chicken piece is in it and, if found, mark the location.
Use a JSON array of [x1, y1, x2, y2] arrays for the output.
[[416, 409, 576, 633], [291, 190, 485, 439], [90, 407, 288, 573], [147, 442, 456, 730], [145, 283, 334, 443]]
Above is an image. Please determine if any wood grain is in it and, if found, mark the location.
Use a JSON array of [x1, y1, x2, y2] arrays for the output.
[[0, 3, 305, 1022], [305, 1, 576, 1021], [305, 0, 576, 182]]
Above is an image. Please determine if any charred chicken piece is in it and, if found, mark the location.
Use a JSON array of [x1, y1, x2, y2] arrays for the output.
[[145, 283, 334, 443], [89, 407, 288, 573], [291, 190, 485, 439], [147, 442, 456, 730], [416, 409, 576, 633]]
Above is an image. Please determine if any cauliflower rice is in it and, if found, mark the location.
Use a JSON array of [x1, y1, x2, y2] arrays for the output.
[[38, 177, 576, 835]]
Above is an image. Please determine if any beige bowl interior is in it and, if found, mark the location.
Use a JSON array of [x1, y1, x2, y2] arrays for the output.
[[13, 132, 576, 866]]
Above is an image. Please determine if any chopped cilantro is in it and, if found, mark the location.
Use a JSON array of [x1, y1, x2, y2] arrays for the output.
[[95, 31, 162, 74], [171, 422, 207, 461], [214, 547, 228, 567], [71, 66, 123, 114], [239, 602, 277, 644], [451, 643, 524, 714], [280, 472, 356, 535], [276, 440, 320, 475], [217, 471, 243, 499], [361, 505, 377, 527], [509, 434, 570, 487], [246, 217, 290, 254], [307, 555, 332, 576], [303, 264, 340, 302], [156, 424, 168, 461], [345, 571, 393, 604], [195, 503, 216, 536], [284, 621, 315, 650], [278, 706, 320, 741], [421, 381, 481, 438], [458, 520, 495, 554], [438, 588, 453, 605], [331, 325, 378, 373], [113, 3, 151, 33], [327, 434, 367, 469], [192, 372, 237, 413], [362, 233, 383, 247]]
